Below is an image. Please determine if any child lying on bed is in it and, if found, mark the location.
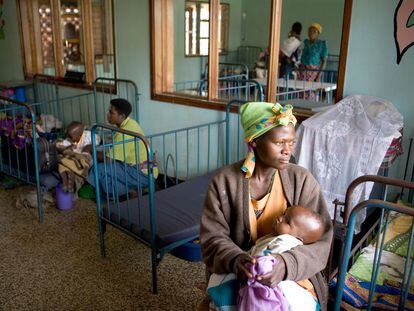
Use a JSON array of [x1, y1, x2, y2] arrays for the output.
[[207, 205, 324, 311], [56, 121, 101, 194]]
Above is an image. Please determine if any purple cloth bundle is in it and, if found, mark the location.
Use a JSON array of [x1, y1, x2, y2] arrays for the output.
[[0, 115, 33, 149], [238, 256, 289, 311]]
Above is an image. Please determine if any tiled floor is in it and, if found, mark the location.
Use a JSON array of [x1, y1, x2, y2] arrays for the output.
[[0, 186, 206, 310]]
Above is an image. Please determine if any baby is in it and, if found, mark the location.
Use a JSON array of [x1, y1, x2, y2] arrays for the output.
[[58, 121, 99, 154], [250, 204, 324, 256], [208, 205, 324, 311], [279, 22, 302, 77], [56, 122, 100, 194]]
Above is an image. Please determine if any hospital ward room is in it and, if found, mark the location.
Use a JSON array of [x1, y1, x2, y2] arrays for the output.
[[0, 0, 414, 310]]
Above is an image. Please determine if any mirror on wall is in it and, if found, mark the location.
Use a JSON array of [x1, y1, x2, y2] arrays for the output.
[[275, 0, 345, 108], [152, 0, 350, 109]]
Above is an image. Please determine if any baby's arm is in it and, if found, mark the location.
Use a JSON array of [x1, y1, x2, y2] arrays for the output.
[[56, 139, 74, 152]]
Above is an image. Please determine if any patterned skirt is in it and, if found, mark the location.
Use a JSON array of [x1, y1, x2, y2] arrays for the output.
[[298, 64, 320, 101]]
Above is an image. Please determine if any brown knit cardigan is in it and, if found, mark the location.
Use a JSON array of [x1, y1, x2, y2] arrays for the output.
[[200, 161, 333, 309]]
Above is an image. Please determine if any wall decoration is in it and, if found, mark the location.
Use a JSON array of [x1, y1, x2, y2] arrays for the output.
[[394, 0, 414, 64], [0, 0, 5, 40]]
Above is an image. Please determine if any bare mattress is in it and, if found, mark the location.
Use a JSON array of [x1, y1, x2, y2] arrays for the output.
[[103, 172, 216, 248]]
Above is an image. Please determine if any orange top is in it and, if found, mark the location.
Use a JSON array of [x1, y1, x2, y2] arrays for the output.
[[248, 170, 317, 301], [248, 170, 287, 242]]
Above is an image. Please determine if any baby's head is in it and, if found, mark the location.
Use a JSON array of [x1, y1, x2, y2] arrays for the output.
[[273, 205, 324, 244], [66, 121, 84, 143], [291, 22, 302, 36]]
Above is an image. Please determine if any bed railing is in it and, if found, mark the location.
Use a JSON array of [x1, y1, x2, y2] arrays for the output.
[[175, 77, 263, 102], [225, 100, 248, 165], [203, 62, 249, 80], [279, 69, 337, 104], [333, 175, 414, 311], [92, 97, 267, 293], [147, 119, 226, 187], [33, 92, 95, 128], [200, 46, 263, 73], [173, 79, 206, 96], [0, 96, 42, 221], [93, 78, 140, 124], [326, 54, 340, 71], [91, 123, 157, 284], [198, 78, 264, 102], [0, 76, 141, 223], [33, 74, 62, 103], [92, 117, 229, 293], [236, 45, 263, 70]]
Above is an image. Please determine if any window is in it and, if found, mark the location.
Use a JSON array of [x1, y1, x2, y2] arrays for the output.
[[185, 1, 229, 56], [17, 0, 115, 85]]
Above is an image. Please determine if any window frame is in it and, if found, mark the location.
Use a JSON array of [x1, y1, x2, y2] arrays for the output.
[[17, 0, 117, 88]]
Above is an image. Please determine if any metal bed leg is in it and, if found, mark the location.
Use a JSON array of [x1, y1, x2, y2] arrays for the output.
[[36, 185, 43, 222], [151, 249, 158, 294], [98, 219, 106, 258]]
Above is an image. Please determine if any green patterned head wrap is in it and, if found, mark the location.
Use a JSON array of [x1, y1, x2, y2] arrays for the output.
[[240, 102, 297, 177]]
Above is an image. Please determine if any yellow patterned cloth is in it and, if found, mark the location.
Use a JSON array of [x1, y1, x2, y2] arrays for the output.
[[240, 102, 297, 178]]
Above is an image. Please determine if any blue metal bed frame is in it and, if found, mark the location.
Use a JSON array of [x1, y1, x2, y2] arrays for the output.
[[326, 54, 340, 71], [0, 78, 93, 223], [0, 76, 139, 222], [93, 77, 140, 124], [200, 46, 263, 74], [91, 121, 226, 294], [0, 96, 42, 220], [91, 99, 253, 294], [203, 62, 249, 80], [236, 45, 263, 71], [175, 78, 264, 102], [275, 68, 337, 108], [177, 62, 249, 97], [199, 79, 264, 102], [332, 175, 414, 310]]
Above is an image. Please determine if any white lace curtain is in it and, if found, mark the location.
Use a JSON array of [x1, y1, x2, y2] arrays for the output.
[[294, 95, 403, 231]]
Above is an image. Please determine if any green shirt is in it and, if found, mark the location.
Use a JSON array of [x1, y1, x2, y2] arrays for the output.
[[108, 117, 158, 177]]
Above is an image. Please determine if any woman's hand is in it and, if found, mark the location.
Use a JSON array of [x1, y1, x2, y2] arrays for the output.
[[257, 255, 286, 288], [233, 253, 256, 281]]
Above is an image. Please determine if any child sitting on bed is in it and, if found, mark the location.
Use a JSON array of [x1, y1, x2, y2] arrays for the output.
[[207, 205, 324, 311], [56, 121, 101, 194]]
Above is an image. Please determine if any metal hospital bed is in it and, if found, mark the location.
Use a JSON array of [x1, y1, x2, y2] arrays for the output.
[[0, 75, 139, 222], [90, 99, 252, 293]]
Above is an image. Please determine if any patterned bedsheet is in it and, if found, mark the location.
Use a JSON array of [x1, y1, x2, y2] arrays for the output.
[[332, 211, 414, 310]]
